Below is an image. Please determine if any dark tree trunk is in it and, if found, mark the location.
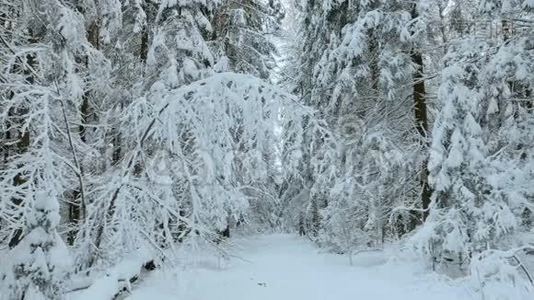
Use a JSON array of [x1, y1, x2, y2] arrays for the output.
[[140, 26, 149, 63], [8, 35, 36, 248], [411, 6, 431, 222], [88, 21, 100, 49], [221, 225, 230, 238], [67, 20, 99, 245], [8, 113, 30, 248]]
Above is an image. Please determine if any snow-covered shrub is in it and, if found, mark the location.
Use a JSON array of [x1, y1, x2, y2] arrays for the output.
[[471, 249, 534, 300], [1, 191, 72, 299]]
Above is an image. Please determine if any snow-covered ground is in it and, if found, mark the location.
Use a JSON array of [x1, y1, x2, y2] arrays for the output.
[[125, 234, 477, 300]]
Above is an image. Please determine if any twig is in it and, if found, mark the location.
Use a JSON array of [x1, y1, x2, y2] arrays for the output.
[[511, 254, 534, 287]]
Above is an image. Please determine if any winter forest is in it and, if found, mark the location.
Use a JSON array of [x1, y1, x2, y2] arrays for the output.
[[0, 0, 533, 299]]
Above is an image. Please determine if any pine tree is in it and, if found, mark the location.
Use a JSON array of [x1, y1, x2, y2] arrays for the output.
[[416, 0, 534, 274], [212, 0, 283, 79], [0, 0, 90, 296], [292, 0, 422, 248], [423, 38, 517, 271]]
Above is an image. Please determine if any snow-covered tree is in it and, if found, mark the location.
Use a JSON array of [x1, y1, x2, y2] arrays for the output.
[[81, 70, 310, 263], [290, 0, 422, 249], [414, 0, 534, 275], [0, 0, 532, 296], [423, 39, 504, 269], [0, 0, 93, 296], [212, 0, 283, 79]]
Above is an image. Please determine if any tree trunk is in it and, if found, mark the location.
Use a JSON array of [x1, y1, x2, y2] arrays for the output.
[[411, 6, 431, 222], [67, 21, 99, 245], [8, 126, 29, 248], [140, 25, 149, 63], [8, 35, 36, 248], [88, 21, 100, 49]]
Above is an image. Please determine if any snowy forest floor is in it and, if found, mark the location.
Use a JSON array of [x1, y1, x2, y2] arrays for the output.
[[120, 234, 477, 300]]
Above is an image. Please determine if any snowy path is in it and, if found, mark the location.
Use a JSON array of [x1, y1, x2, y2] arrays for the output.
[[126, 234, 476, 300]]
